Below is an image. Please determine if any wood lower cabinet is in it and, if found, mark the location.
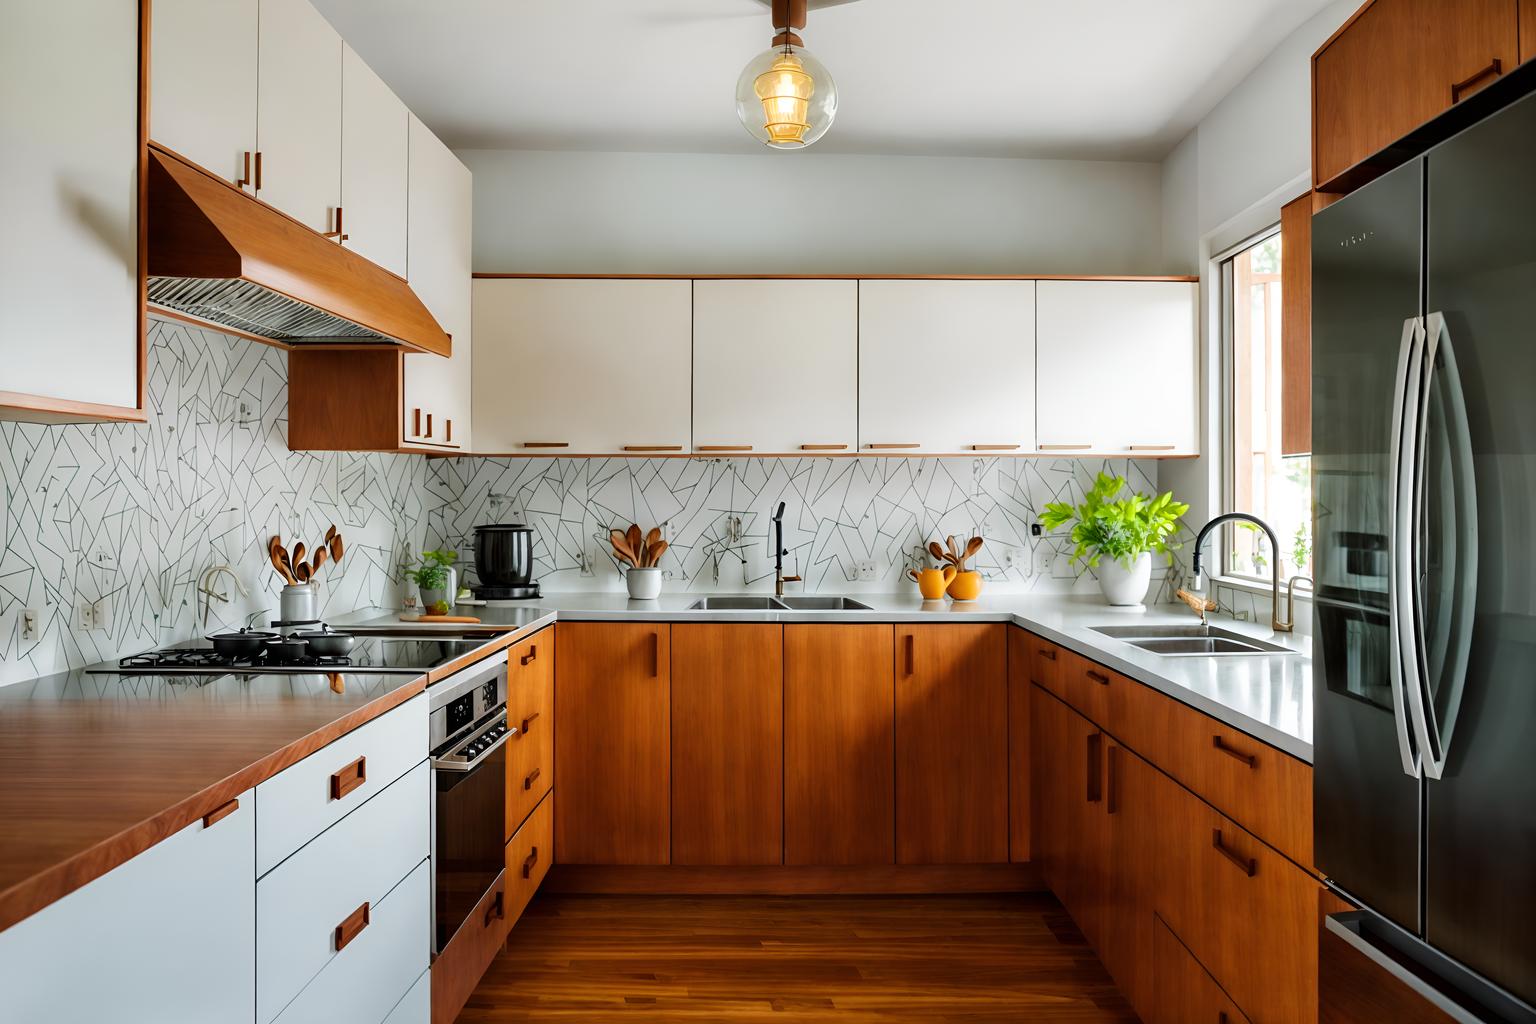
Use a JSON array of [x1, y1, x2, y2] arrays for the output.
[[1031, 686, 1108, 946], [1007, 628, 1032, 862], [783, 624, 896, 866], [894, 624, 1008, 864], [554, 623, 670, 864], [506, 628, 554, 841], [1525, 0, 1535, 61], [671, 624, 784, 865], [1151, 913, 1252, 1024], [1313, 0, 1521, 191]]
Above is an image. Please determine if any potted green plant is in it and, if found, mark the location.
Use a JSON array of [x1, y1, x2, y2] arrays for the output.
[[404, 548, 458, 614], [1041, 473, 1189, 607]]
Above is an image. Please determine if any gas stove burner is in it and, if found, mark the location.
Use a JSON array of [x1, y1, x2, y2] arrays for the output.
[[117, 648, 352, 670], [471, 583, 541, 602]]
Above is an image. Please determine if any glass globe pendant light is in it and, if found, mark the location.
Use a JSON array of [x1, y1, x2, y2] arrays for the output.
[[736, 0, 837, 149]]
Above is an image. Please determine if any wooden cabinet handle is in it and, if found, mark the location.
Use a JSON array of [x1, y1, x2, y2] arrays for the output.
[[254, 150, 262, 191], [520, 644, 537, 666], [520, 710, 540, 733], [1037, 647, 1056, 661], [866, 443, 920, 450], [971, 444, 1020, 451], [696, 445, 753, 452], [1106, 745, 1121, 816], [425, 413, 433, 438], [202, 798, 240, 829], [412, 408, 422, 437], [1040, 443, 1091, 451], [650, 632, 660, 678], [1130, 444, 1176, 452], [1212, 829, 1258, 877], [523, 767, 541, 791], [236, 151, 252, 189], [522, 846, 539, 879], [904, 633, 915, 676], [1451, 58, 1503, 102], [1086, 669, 1110, 686], [1086, 732, 1103, 803], [800, 444, 848, 451], [522, 442, 570, 449], [483, 890, 504, 927], [623, 445, 683, 452], [334, 901, 369, 952], [445, 419, 452, 444], [324, 205, 348, 241], [1212, 734, 1258, 769], [330, 755, 367, 800]]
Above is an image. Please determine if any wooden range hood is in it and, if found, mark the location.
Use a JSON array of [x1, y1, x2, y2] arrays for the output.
[[145, 146, 450, 356]]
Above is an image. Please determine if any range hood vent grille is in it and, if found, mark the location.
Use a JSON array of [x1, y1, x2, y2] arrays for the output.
[[147, 277, 391, 343]]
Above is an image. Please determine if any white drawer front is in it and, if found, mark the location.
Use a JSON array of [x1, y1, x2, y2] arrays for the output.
[[258, 761, 429, 1024], [272, 858, 432, 1024], [257, 691, 426, 875], [383, 969, 430, 1024]]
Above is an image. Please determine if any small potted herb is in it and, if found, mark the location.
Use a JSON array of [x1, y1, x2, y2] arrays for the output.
[[404, 548, 458, 615], [1041, 473, 1189, 607]]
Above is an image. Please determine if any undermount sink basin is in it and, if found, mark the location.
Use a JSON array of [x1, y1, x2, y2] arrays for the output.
[[687, 596, 788, 610], [778, 596, 872, 611], [1090, 624, 1296, 657]]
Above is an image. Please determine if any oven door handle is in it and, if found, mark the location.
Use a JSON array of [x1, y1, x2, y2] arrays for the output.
[[431, 723, 517, 772]]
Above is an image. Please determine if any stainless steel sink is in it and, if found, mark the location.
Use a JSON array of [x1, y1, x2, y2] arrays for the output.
[[687, 596, 788, 610], [778, 596, 872, 611], [1090, 624, 1296, 656]]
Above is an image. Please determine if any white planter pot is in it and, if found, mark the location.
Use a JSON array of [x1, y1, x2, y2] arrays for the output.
[[1098, 552, 1152, 607], [626, 567, 663, 600]]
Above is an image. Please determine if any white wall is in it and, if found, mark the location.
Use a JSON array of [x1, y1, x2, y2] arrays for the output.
[[462, 149, 1167, 275]]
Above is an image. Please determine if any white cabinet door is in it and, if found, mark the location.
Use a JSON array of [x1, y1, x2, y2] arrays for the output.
[[693, 280, 858, 454], [149, 0, 259, 189], [1, 0, 140, 413], [0, 794, 255, 1024], [257, 0, 342, 234], [340, 44, 408, 276], [1035, 280, 1198, 455], [473, 279, 693, 455], [402, 114, 473, 451], [858, 280, 1036, 454]]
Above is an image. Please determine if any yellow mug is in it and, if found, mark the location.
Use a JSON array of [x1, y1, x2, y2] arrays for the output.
[[908, 565, 957, 600], [947, 569, 983, 602]]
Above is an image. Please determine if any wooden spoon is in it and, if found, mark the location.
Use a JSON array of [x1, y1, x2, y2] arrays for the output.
[[947, 535, 961, 563], [292, 542, 306, 570], [325, 523, 337, 544], [295, 561, 311, 584], [927, 540, 948, 564], [646, 540, 668, 566], [311, 546, 328, 575], [277, 546, 297, 585], [610, 529, 638, 567], [269, 537, 294, 584], [627, 524, 643, 564], [329, 534, 344, 565], [963, 536, 984, 568]]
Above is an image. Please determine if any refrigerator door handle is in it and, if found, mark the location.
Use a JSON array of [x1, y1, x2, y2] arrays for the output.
[[1405, 312, 1478, 780], [1387, 316, 1425, 777], [1325, 914, 1496, 1024]]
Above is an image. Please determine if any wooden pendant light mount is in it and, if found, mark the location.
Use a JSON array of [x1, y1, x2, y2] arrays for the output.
[[771, 0, 807, 48]]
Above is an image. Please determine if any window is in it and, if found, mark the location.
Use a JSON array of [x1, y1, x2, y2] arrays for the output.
[[1221, 228, 1311, 585]]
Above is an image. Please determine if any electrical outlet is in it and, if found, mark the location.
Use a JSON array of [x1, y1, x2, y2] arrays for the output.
[[93, 599, 111, 632], [856, 559, 877, 582], [1002, 547, 1020, 569], [77, 600, 95, 630], [22, 609, 38, 641]]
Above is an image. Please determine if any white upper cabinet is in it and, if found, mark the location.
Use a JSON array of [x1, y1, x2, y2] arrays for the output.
[[858, 280, 1037, 454], [0, 795, 256, 1024], [692, 280, 858, 454], [149, 0, 259, 189], [1, 0, 140, 416], [473, 279, 693, 455], [256, 0, 342, 234], [402, 114, 473, 450], [1035, 280, 1198, 455], [341, 44, 408, 276]]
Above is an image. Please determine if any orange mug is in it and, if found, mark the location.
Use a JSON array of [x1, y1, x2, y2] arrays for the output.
[[908, 565, 957, 600], [947, 569, 983, 602]]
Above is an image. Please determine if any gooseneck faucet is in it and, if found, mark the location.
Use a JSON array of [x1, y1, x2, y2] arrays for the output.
[[771, 502, 802, 598], [1187, 513, 1293, 633]]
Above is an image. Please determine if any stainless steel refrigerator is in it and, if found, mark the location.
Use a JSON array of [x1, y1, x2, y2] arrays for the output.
[[1312, 79, 1536, 1022]]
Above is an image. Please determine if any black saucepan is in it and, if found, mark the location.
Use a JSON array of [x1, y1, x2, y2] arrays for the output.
[[291, 625, 355, 658], [207, 628, 278, 660], [265, 637, 312, 663]]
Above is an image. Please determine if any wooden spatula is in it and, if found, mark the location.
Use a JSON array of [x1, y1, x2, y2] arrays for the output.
[[962, 536, 984, 568], [928, 540, 948, 564], [329, 533, 344, 565], [627, 524, 643, 564], [610, 529, 638, 567], [646, 540, 668, 567]]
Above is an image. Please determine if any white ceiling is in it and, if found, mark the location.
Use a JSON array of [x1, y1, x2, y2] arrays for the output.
[[313, 0, 1334, 161]]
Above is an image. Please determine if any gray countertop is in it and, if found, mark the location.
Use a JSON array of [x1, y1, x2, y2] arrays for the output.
[[336, 593, 1313, 762]]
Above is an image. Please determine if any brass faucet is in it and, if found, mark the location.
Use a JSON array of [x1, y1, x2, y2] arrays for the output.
[[1285, 575, 1314, 629], [771, 502, 802, 598]]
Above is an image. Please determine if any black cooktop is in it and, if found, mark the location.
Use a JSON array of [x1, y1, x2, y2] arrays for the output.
[[97, 633, 496, 676]]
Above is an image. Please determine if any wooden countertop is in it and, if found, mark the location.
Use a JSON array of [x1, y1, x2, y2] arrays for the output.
[[0, 671, 427, 933]]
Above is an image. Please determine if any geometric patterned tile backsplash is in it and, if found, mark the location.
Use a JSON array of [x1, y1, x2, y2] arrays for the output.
[[426, 455, 1176, 600], [0, 320, 429, 687]]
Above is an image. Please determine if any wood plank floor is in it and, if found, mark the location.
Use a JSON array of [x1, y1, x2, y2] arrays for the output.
[[456, 892, 1138, 1023]]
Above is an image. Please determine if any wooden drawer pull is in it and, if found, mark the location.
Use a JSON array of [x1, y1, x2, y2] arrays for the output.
[[1129, 444, 1176, 451], [1040, 443, 1091, 451], [520, 710, 541, 734], [523, 767, 541, 791], [1086, 669, 1110, 686], [1451, 58, 1502, 102], [696, 445, 753, 452], [800, 444, 848, 451], [254, 150, 262, 191], [650, 632, 660, 678], [522, 846, 539, 879], [623, 445, 683, 452], [971, 444, 1020, 451], [866, 443, 920, 450], [330, 755, 367, 801], [904, 633, 915, 676], [202, 798, 240, 829], [483, 890, 504, 927], [1212, 734, 1258, 769], [1037, 647, 1056, 661], [1086, 732, 1103, 803], [520, 644, 538, 666], [334, 901, 370, 952], [1212, 829, 1258, 877], [236, 150, 253, 189]]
